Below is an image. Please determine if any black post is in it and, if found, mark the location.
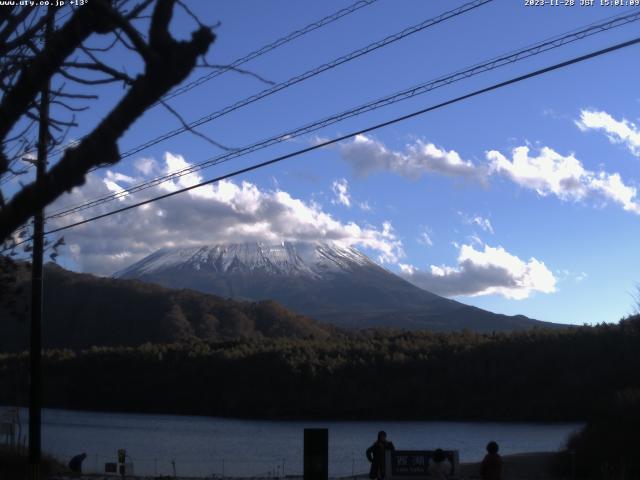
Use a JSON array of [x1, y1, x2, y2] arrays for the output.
[[28, 8, 53, 480], [304, 428, 328, 480]]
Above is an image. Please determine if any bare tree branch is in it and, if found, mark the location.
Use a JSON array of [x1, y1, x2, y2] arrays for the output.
[[0, 9, 53, 56], [199, 60, 275, 86], [0, 8, 32, 47], [59, 68, 130, 86], [96, 3, 154, 61], [159, 99, 234, 151], [0, 2, 113, 174], [53, 92, 99, 100], [83, 35, 119, 53], [62, 62, 135, 85], [125, 0, 156, 20], [0, 0, 215, 241], [50, 100, 89, 113]]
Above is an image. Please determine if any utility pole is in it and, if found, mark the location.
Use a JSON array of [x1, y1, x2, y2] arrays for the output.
[[28, 7, 53, 480]]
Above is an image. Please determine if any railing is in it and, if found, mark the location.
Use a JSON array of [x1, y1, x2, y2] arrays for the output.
[[50, 451, 372, 478], [0, 407, 25, 449]]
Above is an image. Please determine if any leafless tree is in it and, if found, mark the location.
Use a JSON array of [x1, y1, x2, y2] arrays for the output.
[[0, 0, 216, 243]]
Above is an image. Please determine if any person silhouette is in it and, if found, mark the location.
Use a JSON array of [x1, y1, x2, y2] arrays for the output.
[[480, 441, 502, 480], [68, 452, 87, 474], [366, 431, 395, 480], [428, 448, 452, 479]]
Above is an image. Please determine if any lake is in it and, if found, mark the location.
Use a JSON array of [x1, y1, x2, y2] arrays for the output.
[[4, 407, 582, 477]]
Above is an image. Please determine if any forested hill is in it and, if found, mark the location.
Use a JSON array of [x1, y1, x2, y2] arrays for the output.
[[1, 318, 639, 421], [0, 262, 335, 352]]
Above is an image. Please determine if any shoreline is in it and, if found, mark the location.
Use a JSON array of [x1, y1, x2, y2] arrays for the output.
[[460, 451, 559, 479], [1, 403, 587, 424], [46, 452, 563, 480]]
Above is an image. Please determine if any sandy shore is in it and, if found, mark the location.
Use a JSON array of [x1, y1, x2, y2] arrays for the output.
[[459, 451, 559, 479], [47, 451, 563, 480]]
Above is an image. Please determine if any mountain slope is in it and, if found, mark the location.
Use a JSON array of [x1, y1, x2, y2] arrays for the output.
[[116, 241, 556, 331], [0, 262, 335, 352]]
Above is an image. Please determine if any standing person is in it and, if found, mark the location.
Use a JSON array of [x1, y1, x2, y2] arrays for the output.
[[366, 430, 395, 480], [480, 441, 502, 480], [428, 448, 452, 479], [68, 452, 87, 474]]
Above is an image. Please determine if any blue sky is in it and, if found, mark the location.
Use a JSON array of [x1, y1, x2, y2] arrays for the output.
[[4, 0, 640, 325]]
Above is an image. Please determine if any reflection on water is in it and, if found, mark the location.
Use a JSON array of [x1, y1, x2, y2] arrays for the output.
[[7, 407, 582, 477]]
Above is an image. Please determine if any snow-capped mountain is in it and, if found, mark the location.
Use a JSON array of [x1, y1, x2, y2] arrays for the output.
[[116, 241, 555, 331], [116, 242, 372, 279]]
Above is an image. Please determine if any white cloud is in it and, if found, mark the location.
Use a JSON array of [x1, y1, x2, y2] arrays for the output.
[[134, 157, 158, 175], [359, 201, 372, 211], [468, 234, 483, 246], [338, 136, 640, 217], [310, 135, 332, 147], [576, 110, 640, 157], [50, 152, 404, 275], [487, 146, 640, 214], [400, 243, 556, 300], [340, 134, 486, 182], [556, 269, 588, 284], [418, 227, 434, 247], [331, 178, 351, 207], [398, 263, 417, 275], [575, 272, 588, 283], [458, 212, 494, 234]]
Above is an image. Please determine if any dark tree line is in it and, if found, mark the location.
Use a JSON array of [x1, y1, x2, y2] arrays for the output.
[[3, 316, 639, 477], [1, 317, 639, 421]]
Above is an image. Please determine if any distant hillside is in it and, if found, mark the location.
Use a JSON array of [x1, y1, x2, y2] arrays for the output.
[[117, 241, 559, 332], [0, 262, 334, 352]]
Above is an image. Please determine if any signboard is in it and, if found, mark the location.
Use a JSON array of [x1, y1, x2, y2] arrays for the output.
[[0, 408, 18, 421], [1, 421, 15, 446], [303, 428, 328, 480], [123, 463, 135, 475], [0, 423, 14, 435], [386, 450, 460, 479]]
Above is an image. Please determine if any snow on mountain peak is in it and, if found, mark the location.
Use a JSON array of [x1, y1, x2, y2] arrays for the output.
[[115, 241, 375, 278]]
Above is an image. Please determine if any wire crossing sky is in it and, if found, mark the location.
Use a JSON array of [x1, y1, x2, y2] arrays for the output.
[[1, 0, 380, 182], [44, 8, 640, 221], [37, 34, 640, 238], [98, 0, 496, 164], [3, 0, 640, 326]]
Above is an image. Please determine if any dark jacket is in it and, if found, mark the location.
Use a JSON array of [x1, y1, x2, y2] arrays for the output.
[[480, 452, 502, 480], [366, 440, 395, 479], [68, 454, 86, 473]]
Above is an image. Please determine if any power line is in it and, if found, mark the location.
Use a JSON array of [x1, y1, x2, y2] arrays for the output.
[[106, 0, 493, 162], [1, 0, 380, 180], [36, 35, 640, 240], [44, 0, 381, 160], [44, 0, 499, 218], [161, 0, 380, 103], [27, 0, 490, 173], [45, 9, 640, 221]]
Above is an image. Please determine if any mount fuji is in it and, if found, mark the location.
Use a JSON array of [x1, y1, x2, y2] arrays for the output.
[[116, 241, 555, 331]]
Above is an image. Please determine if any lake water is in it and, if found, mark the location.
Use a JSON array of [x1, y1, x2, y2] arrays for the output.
[[4, 407, 582, 478]]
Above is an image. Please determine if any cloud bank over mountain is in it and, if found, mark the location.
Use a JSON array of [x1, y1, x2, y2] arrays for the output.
[[50, 153, 403, 275]]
